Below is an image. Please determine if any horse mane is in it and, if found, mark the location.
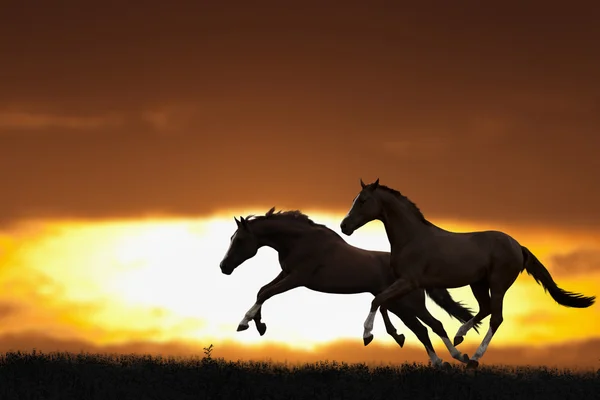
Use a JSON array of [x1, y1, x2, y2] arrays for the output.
[[375, 184, 434, 227], [244, 207, 330, 230]]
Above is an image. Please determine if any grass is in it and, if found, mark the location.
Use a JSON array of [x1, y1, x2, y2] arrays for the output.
[[0, 346, 597, 400]]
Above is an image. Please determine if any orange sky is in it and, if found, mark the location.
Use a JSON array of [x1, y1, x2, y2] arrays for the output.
[[0, 1, 599, 370]]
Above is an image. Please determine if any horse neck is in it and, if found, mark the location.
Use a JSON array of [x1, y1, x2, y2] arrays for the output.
[[251, 219, 301, 256], [377, 191, 431, 249]]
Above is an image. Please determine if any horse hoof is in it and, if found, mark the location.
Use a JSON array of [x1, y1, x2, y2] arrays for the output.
[[256, 322, 267, 336], [363, 334, 374, 346], [396, 334, 406, 348], [453, 336, 464, 346], [237, 323, 249, 332], [466, 360, 479, 370]]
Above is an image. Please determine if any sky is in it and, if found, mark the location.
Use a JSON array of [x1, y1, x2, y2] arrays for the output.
[[0, 1, 599, 370]]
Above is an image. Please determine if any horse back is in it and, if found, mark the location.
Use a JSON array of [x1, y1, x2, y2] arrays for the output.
[[388, 229, 523, 287], [298, 238, 395, 294]]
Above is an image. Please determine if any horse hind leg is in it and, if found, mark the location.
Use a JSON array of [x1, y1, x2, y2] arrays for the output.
[[415, 307, 470, 364], [397, 313, 449, 369], [454, 281, 491, 346], [466, 288, 507, 369], [379, 307, 405, 348]]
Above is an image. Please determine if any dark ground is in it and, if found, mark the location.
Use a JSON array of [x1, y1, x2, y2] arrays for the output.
[[0, 350, 598, 400]]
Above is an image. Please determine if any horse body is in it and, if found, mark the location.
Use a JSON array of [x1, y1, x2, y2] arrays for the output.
[[393, 230, 524, 289], [297, 243, 392, 295], [219, 208, 477, 366], [340, 179, 595, 369]]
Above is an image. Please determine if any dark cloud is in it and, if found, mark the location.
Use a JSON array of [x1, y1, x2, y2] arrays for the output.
[[0, 1, 599, 229], [550, 250, 600, 276], [0, 333, 599, 371], [0, 302, 19, 320]]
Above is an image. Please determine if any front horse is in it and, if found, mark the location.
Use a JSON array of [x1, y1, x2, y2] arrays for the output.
[[340, 178, 595, 369], [219, 207, 478, 367]]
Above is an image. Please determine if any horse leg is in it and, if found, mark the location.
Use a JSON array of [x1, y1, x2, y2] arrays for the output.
[[238, 273, 301, 331], [414, 307, 470, 364], [245, 271, 288, 335], [453, 281, 491, 346], [389, 305, 449, 369], [378, 307, 405, 348], [364, 278, 415, 344], [466, 288, 507, 369], [252, 307, 267, 336]]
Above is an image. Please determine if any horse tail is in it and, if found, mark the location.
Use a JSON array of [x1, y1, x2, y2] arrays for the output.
[[521, 246, 596, 308], [426, 288, 481, 334]]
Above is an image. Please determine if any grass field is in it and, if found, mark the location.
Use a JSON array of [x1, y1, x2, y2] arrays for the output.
[[0, 347, 598, 400]]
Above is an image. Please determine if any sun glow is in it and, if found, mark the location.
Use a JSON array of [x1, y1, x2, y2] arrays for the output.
[[0, 211, 598, 353]]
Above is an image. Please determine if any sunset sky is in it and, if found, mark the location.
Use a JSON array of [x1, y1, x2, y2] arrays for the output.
[[1, 1, 599, 370]]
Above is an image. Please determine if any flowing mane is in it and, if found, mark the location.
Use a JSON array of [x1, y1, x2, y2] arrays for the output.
[[244, 207, 343, 239], [244, 208, 328, 229], [375, 184, 434, 227]]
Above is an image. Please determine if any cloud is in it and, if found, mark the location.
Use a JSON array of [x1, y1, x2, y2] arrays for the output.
[[383, 138, 447, 159], [549, 249, 600, 276], [0, 111, 121, 132], [142, 111, 171, 131], [514, 311, 556, 325], [140, 104, 207, 133], [0, 128, 598, 230], [0, 111, 122, 131], [0, 302, 20, 320], [381, 118, 509, 160]]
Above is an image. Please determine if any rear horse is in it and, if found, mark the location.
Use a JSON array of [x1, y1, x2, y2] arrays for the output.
[[340, 179, 596, 369]]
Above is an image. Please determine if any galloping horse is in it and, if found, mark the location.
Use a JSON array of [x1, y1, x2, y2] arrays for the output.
[[340, 179, 595, 369], [219, 207, 478, 366]]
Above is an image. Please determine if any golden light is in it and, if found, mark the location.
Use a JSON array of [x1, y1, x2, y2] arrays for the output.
[[0, 211, 598, 353]]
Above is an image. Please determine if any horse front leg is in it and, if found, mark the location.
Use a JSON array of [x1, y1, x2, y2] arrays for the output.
[[237, 271, 287, 333], [252, 307, 267, 336], [237, 273, 301, 332], [363, 278, 415, 345]]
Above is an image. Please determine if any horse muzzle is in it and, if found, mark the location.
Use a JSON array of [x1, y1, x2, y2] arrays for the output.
[[219, 261, 233, 275], [340, 218, 355, 236]]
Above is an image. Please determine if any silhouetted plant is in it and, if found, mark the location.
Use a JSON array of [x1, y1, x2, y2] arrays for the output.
[[202, 343, 214, 360]]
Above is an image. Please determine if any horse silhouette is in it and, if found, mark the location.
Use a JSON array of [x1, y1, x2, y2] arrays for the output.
[[340, 178, 595, 369]]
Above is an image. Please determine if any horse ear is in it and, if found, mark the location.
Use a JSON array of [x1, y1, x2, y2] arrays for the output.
[[372, 178, 379, 188], [360, 178, 366, 189], [267, 206, 276, 216], [240, 216, 248, 229], [234, 217, 241, 227]]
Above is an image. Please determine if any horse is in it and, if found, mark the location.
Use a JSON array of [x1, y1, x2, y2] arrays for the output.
[[339, 178, 596, 369], [218, 207, 479, 367]]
